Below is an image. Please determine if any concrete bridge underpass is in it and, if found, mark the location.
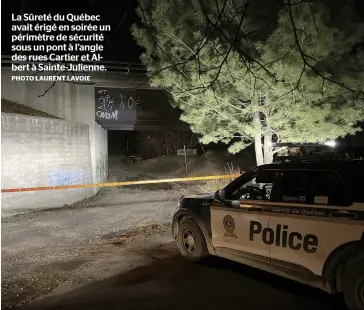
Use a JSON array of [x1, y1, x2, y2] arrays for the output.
[[1, 56, 190, 132], [1, 56, 189, 216]]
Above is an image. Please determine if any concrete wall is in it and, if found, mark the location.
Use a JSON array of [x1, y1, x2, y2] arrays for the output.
[[1, 113, 94, 217], [1, 69, 107, 193], [1, 72, 95, 127], [95, 123, 108, 184], [1, 70, 108, 214]]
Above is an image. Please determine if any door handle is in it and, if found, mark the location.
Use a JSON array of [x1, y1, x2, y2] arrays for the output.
[[329, 211, 357, 219], [248, 206, 263, 212]]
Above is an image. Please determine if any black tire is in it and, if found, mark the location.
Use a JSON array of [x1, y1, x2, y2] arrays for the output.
[[176, 217, 208, 262], [342, 252, 364, 310]]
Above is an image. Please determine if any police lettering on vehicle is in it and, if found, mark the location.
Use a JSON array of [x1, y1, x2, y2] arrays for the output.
[[249, 221, 318, 253]]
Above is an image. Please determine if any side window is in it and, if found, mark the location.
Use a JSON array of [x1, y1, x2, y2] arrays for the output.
[[308, 171, 332, 204], [336, 165, 362, 204], [330, 172, 353, 206], [275, 170, 353, 206], [276, 170, 334, 205], [229, 170, 277, 201]]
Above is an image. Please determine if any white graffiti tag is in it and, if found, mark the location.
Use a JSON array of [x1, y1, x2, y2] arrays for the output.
[[98, 94, 115, 112], [97, 89, 107, 95], [120, 95, 141, 109], [96, 110, 118, 120]]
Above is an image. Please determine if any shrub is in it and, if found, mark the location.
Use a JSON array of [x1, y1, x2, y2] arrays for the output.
[[136, 131, 199, 158], [199, 163, 242, 193]]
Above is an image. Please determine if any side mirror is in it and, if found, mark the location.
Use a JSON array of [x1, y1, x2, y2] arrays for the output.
[[215, 189, 226, 201]]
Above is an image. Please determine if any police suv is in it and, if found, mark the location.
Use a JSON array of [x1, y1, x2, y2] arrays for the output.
[[172, 156, 364, 309]]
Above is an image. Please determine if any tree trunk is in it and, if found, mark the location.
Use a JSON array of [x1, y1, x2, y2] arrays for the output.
[[263, 131, 274, 164], [253, 112, 275, 166], [253, 112, 264, 166], [255, 136, 264, 166]]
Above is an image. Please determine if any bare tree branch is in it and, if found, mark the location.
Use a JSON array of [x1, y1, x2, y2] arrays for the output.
[[286, 0, 363, 94], [38, 71, 65, 97]]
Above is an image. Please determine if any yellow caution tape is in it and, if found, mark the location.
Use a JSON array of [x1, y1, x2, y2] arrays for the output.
[[1, 174, 241, 193]]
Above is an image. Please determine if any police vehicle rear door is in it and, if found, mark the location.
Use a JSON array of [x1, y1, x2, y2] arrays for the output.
[[268, 168, 363, 278], [211, 169, 278, 265]]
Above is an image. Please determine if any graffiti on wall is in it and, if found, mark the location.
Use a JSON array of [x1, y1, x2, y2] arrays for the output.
[[96, 152, 108, 183], [95, 88, 143, 123], [49, 170, 88, 187], [96, 89, 118, 120]]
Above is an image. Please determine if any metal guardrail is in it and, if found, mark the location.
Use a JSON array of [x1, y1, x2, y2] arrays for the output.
[[1, 55, 147, 74]]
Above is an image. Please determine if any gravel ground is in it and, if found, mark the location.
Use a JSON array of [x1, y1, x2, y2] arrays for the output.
[[1, 156, 347, 309], [1, 185, 180, 308]]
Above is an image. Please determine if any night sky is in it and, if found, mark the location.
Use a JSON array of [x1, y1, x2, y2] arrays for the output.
[[3, 0, 364, 62], [1, 0, 143, 62]]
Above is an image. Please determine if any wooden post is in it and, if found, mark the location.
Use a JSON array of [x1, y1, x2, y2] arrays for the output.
[[184, 144, 188, 174]]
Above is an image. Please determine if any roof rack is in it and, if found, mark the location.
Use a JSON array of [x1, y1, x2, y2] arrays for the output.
[[275, 154, 350, 163]]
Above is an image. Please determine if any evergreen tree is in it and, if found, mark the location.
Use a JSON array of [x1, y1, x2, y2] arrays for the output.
[[132, 0, 364, 165]]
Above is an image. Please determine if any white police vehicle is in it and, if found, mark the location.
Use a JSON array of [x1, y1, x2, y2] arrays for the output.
[[172, 156, 364, 310]]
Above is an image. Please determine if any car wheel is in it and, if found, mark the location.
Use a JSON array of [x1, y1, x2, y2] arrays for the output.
[[177, 217, 208, 262], [342, 252, 364, 310]]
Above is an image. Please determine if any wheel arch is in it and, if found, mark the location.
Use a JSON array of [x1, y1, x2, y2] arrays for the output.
[[172, 209, 215, 255], [322, 240, 364, 293]]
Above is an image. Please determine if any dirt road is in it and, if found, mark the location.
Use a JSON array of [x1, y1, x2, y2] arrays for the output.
[[4, 232, 347, 310], [1, 186, 178, 307]]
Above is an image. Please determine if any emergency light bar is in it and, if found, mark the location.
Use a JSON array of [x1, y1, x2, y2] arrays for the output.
[[275, 154, 350, 163]]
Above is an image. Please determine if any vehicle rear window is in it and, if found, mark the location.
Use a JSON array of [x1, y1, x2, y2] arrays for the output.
[[338, 163, 364, 203], [276, 169, 354, 206], [277, 170, 333, 204]]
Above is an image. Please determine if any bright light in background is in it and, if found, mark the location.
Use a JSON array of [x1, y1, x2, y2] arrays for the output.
[[324, 141, 336, 147]]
